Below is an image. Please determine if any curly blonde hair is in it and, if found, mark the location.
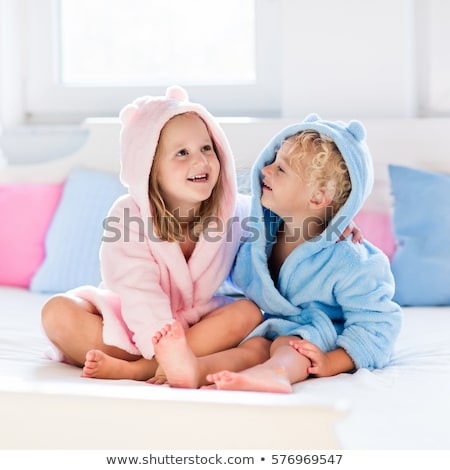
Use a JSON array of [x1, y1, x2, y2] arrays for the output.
[[148, 112, 224, 242], [286, 130, 351, 218]]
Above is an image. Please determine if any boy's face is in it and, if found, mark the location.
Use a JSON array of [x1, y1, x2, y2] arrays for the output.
[[260, 137, 314, 220], [154, 113, 220, 214]]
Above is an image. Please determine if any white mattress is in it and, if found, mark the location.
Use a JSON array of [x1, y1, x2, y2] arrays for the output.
[[1, 286, 450, 450]]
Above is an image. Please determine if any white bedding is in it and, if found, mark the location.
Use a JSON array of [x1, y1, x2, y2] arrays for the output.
[[1, 286, 449, 450], [1, 117, 450, 451]]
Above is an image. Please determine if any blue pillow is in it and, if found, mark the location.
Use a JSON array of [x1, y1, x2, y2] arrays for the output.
[[31, 167, 126, 293], [389, 164, 450, 306]]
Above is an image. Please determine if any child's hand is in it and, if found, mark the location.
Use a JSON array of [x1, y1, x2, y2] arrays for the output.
[[147, 365, 167, 385], [289, 339, 330, 377], [338, 221, 363, 243]]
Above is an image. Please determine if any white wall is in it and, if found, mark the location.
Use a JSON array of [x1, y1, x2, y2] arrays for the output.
[[0, 0, 426, 125], [280, 0, 416, 119], [0, 0, 444, 163]]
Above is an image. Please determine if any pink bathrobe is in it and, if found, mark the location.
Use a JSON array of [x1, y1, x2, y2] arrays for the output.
[[72, 87, 248, 359]]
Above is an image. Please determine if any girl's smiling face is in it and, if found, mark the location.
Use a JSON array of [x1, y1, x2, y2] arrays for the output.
[[154, 113, 220, 216]]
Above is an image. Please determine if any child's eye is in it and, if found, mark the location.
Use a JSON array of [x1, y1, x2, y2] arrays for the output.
[[277, 165, 284, 173], [202, 144, 213, 152], [176, 149, 189, 157]]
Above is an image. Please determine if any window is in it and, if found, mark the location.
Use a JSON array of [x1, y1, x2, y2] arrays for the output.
[[59, 0, 255, 85], [25, 0, 281, 123]]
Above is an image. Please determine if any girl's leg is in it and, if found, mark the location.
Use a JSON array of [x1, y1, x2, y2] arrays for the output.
[[41, 294, 142, 367], [86, 297, 263, 382], [43, 296, 261, 381], [152, 320, 271, 388], [184, 298, 263, 356], [207, 336, 311, 393]]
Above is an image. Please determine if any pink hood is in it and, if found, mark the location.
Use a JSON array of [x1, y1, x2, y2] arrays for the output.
[[119, 85, 236, 224], [73, 87, 246, 359]]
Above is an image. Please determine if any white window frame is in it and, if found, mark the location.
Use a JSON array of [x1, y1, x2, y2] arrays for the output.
[[24, 0, 281, 123]]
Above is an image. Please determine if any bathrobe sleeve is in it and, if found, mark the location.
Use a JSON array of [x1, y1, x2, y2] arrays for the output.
[[332, 245, 402, 369], [100, 197, 174, 359]]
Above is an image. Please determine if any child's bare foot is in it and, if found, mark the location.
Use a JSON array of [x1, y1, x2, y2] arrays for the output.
[[147, 365, 167, 385], [82, 350, 133, 379], [152, 320, 200, 388], [206, 366, 292, 393]]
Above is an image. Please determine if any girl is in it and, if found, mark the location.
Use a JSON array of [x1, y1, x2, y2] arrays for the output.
[[41, 86, 264, 380]]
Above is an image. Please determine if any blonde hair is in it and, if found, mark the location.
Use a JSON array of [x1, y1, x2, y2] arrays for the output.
[[287, 130, 351, 218], [148, 112, 225, 242]]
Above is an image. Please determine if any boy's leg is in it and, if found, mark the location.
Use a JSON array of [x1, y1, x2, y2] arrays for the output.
[[41, 294, 141, 367], [184, 299, 263, 356], [207, 336, 311, 393], [152, 320, 270, 388]]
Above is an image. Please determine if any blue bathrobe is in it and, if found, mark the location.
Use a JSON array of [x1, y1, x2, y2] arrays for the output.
[[232, 114, 402, 370]]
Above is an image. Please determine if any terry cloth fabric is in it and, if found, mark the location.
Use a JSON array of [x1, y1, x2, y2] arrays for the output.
[[231, 114, 402, 370], [71, 86, 249, 359]]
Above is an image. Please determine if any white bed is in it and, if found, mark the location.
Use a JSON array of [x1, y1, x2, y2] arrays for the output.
[[1, 117, 450, 451]]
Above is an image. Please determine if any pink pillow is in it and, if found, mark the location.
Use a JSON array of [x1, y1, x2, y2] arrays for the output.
[[0, 183, 63, 287], [354, 210, 396, 261]]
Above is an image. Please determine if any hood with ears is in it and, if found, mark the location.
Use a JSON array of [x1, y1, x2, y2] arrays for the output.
[[119, 86, 237, 223], [249, 113, 374, 247]]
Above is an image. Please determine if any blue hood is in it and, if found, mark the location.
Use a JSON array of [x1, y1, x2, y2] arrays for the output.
[[249, 113, 374, 250]]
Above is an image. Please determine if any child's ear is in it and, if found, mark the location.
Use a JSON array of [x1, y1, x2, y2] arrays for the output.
[[309, 188, 334, 209]]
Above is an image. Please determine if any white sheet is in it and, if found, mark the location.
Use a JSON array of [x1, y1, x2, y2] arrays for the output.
[[296, 306, 450, 449], [1, 286, 450, 450]]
